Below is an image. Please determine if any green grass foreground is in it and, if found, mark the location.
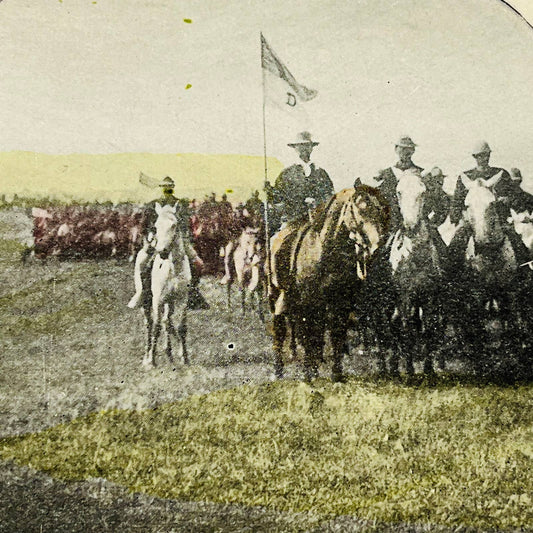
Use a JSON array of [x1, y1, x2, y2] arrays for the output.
[[1, 379, 532, 530]]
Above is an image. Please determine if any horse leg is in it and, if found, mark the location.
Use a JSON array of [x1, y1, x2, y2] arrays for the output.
[[178, 311, 189, 365], [241, 286, 246, 316], [163, 302, 174, 364], [388, 309, 402, 377], [301, 333, 323, 383], [402, 306, 418, 377], [422, 299, 443, 376], [372, 310, 390, 375], [145, 306, 162, 368], [273, 314, 287, 379], [330, 314, 349, 383], [289, 316, 297, 362], [298, 318, 324, 382], [142, 301, 153, 366], [255, 282, 265, 323], [226, 282, 232, 312]]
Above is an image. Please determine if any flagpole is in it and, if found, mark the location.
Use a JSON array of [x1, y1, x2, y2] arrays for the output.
[[261, 32, 272, 294]]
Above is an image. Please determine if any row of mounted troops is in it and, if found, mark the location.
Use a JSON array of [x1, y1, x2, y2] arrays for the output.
[[28, 190, 265, 268], [30, 204, 143, 260], [27, 131, 532, 380], [122, 131, 532, 380], [370, 138, 532, 379], [261, 133, 533, 381]]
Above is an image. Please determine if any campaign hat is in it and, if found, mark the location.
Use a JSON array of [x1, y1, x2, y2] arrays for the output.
[[472, 141, 492, 156], [288, 131, 319, 147], [159, 176, 175, 188], [395, 135, 417, 149]]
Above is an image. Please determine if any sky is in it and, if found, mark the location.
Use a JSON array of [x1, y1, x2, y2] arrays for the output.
[[0, 0, 532, 195]]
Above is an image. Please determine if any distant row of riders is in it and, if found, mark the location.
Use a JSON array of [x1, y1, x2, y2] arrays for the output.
[[44, 131, 532, 381]]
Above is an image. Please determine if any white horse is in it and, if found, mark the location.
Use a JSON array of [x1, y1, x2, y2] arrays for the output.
[[226, 227, 265, 320], [143, 202, 191, 368]]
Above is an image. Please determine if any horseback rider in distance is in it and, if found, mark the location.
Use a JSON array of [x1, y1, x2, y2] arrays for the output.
[[128, 176, 204, 309]]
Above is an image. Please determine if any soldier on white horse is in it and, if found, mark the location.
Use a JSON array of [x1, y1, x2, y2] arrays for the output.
[[128, 176, 205, 310], [143, 202, 192, 367]]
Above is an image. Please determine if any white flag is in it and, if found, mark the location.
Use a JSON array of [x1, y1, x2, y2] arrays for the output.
[[261, 33, 317, 111]]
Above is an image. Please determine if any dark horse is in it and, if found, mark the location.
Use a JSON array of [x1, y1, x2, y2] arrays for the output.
[[269, 186, 390, 382], [448, 175, 527, 377], [367, 171, 449, 376]]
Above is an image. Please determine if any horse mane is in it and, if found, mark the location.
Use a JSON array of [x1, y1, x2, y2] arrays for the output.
[[310, 193, 342, 233], [313, 185, 390, 243]]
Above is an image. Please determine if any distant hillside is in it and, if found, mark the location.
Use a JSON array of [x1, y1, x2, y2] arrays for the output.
[[0, 152, 284, 204]]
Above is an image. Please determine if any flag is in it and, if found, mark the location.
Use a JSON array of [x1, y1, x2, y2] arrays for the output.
[[261, 33, 317, 110], [138, 172, 159, 189]]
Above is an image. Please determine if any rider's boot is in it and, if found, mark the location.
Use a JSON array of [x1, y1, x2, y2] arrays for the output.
[[128, 246, 151, 308]]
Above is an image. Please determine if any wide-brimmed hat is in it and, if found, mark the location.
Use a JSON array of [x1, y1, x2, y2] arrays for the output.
[[510, 168, 522, 180], [395, 136, 417, 149], [472, 141, 491, 156], [423, 166, 447, 180], [288, 131, 319, 147], [159, 176, 175, 188]]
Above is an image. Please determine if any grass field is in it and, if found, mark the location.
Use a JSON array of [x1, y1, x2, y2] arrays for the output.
[[1, 209, 532, 532], [1, 380, 532, 530]]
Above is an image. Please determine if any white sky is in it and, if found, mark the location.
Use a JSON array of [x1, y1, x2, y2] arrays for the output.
[[0, 0, 532, 192]]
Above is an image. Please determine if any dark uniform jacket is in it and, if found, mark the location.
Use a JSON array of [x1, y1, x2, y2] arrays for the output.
[[268, 163, 334, 223], [423, 187, 450, 229], [141, 194, 191, 238], [374, 162, 424, 234], [508, 182, 533, 214], [449, 167, 512, 224]]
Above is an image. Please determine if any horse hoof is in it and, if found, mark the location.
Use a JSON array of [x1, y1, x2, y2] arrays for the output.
[[142, 359, 155, 369], [304, 368, 318, 382], [332, 372, 346, 383], [274, 365, 284, 380]]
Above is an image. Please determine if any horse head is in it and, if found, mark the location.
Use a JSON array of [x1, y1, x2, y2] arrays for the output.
[[154, 202, 180, 256], [395, 170, 426, 234], [329, 186, 390, 280], [462, 172, 504, 245], [460, 173, 517, 277]]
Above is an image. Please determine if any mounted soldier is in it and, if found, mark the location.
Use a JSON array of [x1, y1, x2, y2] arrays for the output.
[[244, 190, 264, 222], [265, 131, 334, 233], [373, 135, 424, 236], [264, 132, 334, 301], [450, 141, 513, 226], [507, 168, 533, 215], [421, 166, 450, 259], [128, 176, 206, 310]]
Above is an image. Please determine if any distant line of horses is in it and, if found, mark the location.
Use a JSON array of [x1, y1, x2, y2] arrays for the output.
[[27, 200, 262, 273]]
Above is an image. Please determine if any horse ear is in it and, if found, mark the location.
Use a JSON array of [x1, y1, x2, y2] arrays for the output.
[[172, 202, 179, 213], [155, 202, 162, 215]]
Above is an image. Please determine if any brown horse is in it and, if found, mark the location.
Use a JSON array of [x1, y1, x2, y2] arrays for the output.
[[269, 186, 389, 382]]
